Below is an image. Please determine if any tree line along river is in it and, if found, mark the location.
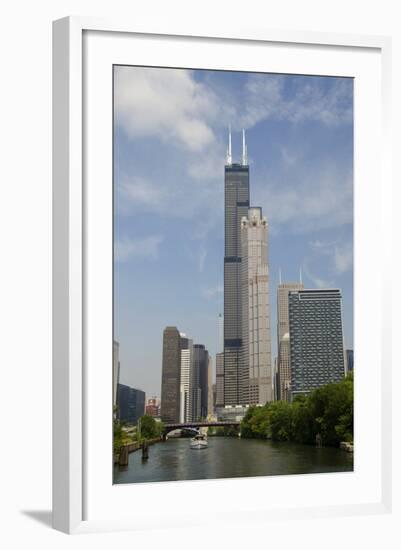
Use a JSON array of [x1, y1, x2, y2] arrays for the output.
[[113, 436, 353, 484]]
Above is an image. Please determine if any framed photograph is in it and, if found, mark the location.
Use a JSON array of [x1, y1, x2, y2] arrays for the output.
[[53, 17, 392, 534]]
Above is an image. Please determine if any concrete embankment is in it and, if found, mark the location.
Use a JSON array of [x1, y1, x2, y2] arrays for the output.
[[114, 437, 162, 465], [340, 441, 354, 453]]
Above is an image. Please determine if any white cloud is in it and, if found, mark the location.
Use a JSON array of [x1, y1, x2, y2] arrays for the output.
[[187, 146, 225, 181], [303, 262, 334, 289], [114, 66, 219, 152], [255, 165, 353, 234], [334, 242, 353, 274], [202, 285, 223, 299], [238, 76, 283, 128], [115, 68, 353, 236], [115, 235, 164, 262], [115, 68, 352, 159], [309, 239, 338, 251], [308, 238, 353, 275], [238, 75, 353, 129], [280, 146, 299, 167], [301, 237, 353, 290], [118, 177, 164, 210], [198, 248, 207, 272]]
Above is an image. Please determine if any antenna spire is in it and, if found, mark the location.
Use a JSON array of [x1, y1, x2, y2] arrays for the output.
[[279, 267, 282, 285], [299, 266, 303, 284], [226, 125, 232, 165], [242, 128, 248, 165]]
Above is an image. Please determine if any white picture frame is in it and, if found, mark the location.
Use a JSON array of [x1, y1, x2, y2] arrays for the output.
[[52, 16, 392, 534]]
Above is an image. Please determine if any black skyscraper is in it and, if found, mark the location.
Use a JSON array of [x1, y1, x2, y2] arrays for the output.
[[194, 344, 209, 419], [223, 129, 250, 405], [160, 326, 181, 423]]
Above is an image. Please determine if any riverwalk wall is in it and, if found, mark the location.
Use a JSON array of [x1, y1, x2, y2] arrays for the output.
[[114, 437, 162, 465]]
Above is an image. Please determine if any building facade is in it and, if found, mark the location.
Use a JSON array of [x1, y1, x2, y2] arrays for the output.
[[278, 334, 291, 401], [212, 383, 217, 413], [273, 357, 279, 401], [289, 289, 346, 398], [113, 340, 120, 408], [223, 129, 250, 405], [240, 207, 272, 404], [161, 326, 182, 423], [117, 384, 145, 424], [345, 349, 354, 373], [276, 282, 304, 400], [215, 352, 224, 407], [207, 355, 213, 417], [145, 397, 161, 417]]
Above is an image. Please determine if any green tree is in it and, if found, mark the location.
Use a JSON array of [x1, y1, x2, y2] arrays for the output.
[[138, 415, 164, 440], [211, 425, 239, 437], [113, 418, 123, 453], [308, 374, 353, 446], [241, 405, 270, 438], [291, 396, 314, 444], [268, 401, 293, 441], [240, 374, 353, 447]]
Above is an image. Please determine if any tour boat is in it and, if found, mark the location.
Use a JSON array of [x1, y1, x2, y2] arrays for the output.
[[190, 433, 208, 450]]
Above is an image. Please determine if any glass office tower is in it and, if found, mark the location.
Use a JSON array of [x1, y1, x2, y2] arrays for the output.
[[288, 289, 346, 399]]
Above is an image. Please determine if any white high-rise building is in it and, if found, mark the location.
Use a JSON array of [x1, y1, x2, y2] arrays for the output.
[[240, 207, 272, 405], [276, 281, 304, 400], [179, 335, 193, 422]]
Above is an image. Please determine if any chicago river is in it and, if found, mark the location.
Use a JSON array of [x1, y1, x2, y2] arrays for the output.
[[114, 438, 353, 484]]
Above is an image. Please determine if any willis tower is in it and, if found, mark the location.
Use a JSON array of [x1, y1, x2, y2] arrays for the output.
[[223, 128, 249, 405]]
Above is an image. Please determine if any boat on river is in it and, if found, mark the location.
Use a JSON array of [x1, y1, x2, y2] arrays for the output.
[[190, 433, 208, 450]]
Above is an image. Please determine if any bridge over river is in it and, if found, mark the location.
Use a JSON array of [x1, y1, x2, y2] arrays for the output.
[[162, 421, 240, 438]]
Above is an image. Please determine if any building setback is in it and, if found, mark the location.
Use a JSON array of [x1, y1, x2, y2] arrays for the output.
[[161, 326, 182, 423], [223, 129, 250, 405], [289, 289, 346, 398], [117, 384, 145, 424], [276, 282, 304, 401], [240, 207, 272, 404]]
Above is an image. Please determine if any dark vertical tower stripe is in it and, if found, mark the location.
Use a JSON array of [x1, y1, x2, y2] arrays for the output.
[[223, 163, 249, 405]]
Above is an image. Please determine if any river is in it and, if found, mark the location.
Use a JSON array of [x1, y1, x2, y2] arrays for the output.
[[113, 437, 353, 484]]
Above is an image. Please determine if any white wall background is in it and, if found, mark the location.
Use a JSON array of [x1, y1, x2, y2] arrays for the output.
[[0, 0, 399, 547]]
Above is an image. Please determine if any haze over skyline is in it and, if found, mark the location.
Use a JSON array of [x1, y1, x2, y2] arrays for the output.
[[114, 66, 353, 397]]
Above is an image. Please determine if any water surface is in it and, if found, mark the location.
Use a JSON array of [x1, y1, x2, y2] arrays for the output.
[[114, 437, 353, 484]]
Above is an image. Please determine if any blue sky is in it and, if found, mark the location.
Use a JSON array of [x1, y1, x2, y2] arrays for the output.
[[114, 66, 353, 397]]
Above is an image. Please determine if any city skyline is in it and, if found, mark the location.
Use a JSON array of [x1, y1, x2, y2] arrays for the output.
[[114, 66, 353, 397]]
